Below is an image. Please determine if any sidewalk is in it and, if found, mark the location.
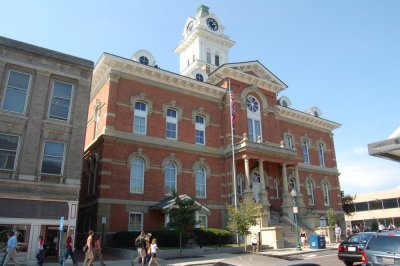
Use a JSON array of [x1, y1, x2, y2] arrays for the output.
[[38, 242, 339, 266]]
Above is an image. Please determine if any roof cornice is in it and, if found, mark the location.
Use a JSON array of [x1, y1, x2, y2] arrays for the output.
[[92, 53, 227, 99], [208, 64, 286, 93], [277, 106, 341, 131]]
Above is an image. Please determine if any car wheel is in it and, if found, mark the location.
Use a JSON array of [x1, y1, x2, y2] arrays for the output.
[[344, 261, 353, 266]]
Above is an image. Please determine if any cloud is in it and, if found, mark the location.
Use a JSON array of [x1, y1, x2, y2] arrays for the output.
[[337, 154, 400, 195], [352, 147, 368, 155]]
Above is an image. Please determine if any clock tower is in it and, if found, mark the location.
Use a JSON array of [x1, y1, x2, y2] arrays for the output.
[[175, 5, 235, 81]]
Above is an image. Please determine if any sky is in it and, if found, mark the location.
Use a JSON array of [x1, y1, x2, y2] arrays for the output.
[[1, 0, 399, 196]]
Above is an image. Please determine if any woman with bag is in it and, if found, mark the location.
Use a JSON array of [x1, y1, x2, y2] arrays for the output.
[[36, 235, 44, 266], [83, 230, 95, 266]]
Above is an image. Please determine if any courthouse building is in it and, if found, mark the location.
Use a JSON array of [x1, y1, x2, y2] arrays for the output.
[[78, 6, 342, 242], [0, 36, 93, 263]]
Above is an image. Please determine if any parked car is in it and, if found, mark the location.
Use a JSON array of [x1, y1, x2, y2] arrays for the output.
[[338, 232, 374, 266], [361, 229, 400, 266]]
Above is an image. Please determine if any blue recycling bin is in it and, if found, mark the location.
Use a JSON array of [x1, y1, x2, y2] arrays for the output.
[[309, 234, 326, 249]]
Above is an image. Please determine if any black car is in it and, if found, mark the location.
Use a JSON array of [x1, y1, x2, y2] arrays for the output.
[[361, 229, 400, 266], [338, 232, 374, 266]]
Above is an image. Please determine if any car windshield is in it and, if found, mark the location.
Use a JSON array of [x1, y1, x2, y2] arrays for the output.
[[368, 235, 400, 252], [348, 234, 372, 243]]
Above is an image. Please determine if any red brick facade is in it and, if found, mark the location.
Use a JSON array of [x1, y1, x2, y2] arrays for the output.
[[78, 55, 341, 235]]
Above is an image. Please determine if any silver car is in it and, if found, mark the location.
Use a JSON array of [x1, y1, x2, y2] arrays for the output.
[[361, 230, 400, 266]]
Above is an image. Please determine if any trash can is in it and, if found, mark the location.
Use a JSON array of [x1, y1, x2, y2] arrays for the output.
[[309, 234, 326, 249]]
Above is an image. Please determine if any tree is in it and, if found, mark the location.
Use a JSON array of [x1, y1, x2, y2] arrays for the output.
[[164, 192, 201, 255], [327, 208, 337, 226], [341, 190, 356, 216], [226, 198, 264, 251]]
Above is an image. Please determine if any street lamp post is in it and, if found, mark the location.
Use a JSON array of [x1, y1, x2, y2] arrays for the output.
[[291, 189, 302, 251]]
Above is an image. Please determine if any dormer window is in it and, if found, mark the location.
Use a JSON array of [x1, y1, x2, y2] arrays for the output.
[[215, 55, 220, 66], [139, 56, 149, 65], [195, 74, 204, 82]]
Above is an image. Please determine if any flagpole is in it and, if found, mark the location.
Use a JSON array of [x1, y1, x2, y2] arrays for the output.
[[228, 79, 237, 209]]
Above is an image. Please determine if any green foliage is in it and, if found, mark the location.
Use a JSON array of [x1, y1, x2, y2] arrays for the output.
[[327, 208, 337, 226], [226, 198, 264, 237], [371, 220, 379, 232], [164, 192, 202, 232], [341, 190, 356, 216], [194, 228, 233, 246]]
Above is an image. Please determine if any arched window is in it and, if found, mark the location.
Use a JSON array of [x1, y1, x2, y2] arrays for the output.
[[318, 143, 325, 166], [237, 175, 243, 195], [164, 162, 177, 195], [289, 177, 296, 192], [284, 134, 293, 149], [246, 96, 261, 142], [139, 56, 149, 65], [322, 182, 330, 206], [195, 166, 206, 198], [195, 73, 204, 82], [302, 139, 310, 163], [134, 101, 147, 134], [166, 109, 178, 140], [274, 179, 279, 199], [306, 180, 315, 205], [130, 158, 144, 193]]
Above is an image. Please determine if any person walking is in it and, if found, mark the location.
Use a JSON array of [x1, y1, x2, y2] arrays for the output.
[[148, 238, 160, 266], [299, 228, 307, 248], [94, 235, 105, 266], [2, 231, 20, 266], [0, 233, 11, 266], [133, 231, 146, 266], [144, 233, 152, 264], [345, 225, 352, 238], [36, 235, 44, 266], [83, 230, 95, 266], [250, 234, 258, 253], [335, 224, 342, 243], [60, 229, 78, 266]]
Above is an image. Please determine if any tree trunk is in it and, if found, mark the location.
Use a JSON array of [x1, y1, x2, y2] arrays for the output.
[[244, 234, 247, 251], [179, 231, 182, 256]]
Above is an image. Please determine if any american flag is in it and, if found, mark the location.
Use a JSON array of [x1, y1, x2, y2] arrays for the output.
[[229, 87, 236, 128]]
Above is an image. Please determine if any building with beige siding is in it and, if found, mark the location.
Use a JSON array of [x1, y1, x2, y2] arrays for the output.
[[0, 36, 93, 264]]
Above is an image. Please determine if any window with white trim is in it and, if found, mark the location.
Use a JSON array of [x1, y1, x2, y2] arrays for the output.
[[195, 116, 205, 145], [2, 70, 31, 114], [322, 182, 330, 206], [274, 179, 279, 199], [41, 141, 65, 175], [128, 212, 143, 231], [166, 109, 177, 140], [289, 177, 296, 192], [318, 143, 325, 166], [302, 139, 310, 163], [94, 107, 100, 138], [306, 180, 315, 205], [246, 96, 261, 142], [195, 166, 206, 198], [130, 158, 144, 193], [198, 214, 208, 228], [164, 162, 177, 195], [206, 52, 211, 64], [0, 134, 19, 171], [49, 81, 73, 121], [284, 135, 294, 149], [134, 102, 147, 134]]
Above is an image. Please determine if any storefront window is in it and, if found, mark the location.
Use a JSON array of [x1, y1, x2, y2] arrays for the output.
[[0, 225, 30, 252]]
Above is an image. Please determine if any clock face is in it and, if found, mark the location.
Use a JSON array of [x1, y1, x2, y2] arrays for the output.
[[186, 21, 194, 33], [206, 18, 219, 31]]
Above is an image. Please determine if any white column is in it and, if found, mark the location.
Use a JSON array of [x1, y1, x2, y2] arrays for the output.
[[243, 155, 251, 191]]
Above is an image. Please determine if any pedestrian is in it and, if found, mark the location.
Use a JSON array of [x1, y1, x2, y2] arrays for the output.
[[60, 229, 78, 266], [94, 234, 105, 266], [250, 234, 258, 253], [148, 238, 160, 266], [36, 235, 44, 266], [299, 228, 307, 248], [133, 231, 146, 266], [345, 225, 352, 238], [145, 233, 152, 264], [0, 232, 11, 266], [388, 223, 396, 230], [83, 230, 95, 266], [378, 222, 385, 231], [2, 231, 20, 266], [334, 224, 342, 243]]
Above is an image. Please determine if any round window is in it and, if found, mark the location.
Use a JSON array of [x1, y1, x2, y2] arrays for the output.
[[139, 56, 149, 65], [246, 96, 259, 112]]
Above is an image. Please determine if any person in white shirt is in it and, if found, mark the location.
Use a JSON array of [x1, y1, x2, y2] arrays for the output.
[[334, 224, 342, 243], [148, 238, 160, 266], [251, 235, 259, 253]]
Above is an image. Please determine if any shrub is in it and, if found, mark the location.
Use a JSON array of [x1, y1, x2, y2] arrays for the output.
[[194, 228, 233, 246]]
